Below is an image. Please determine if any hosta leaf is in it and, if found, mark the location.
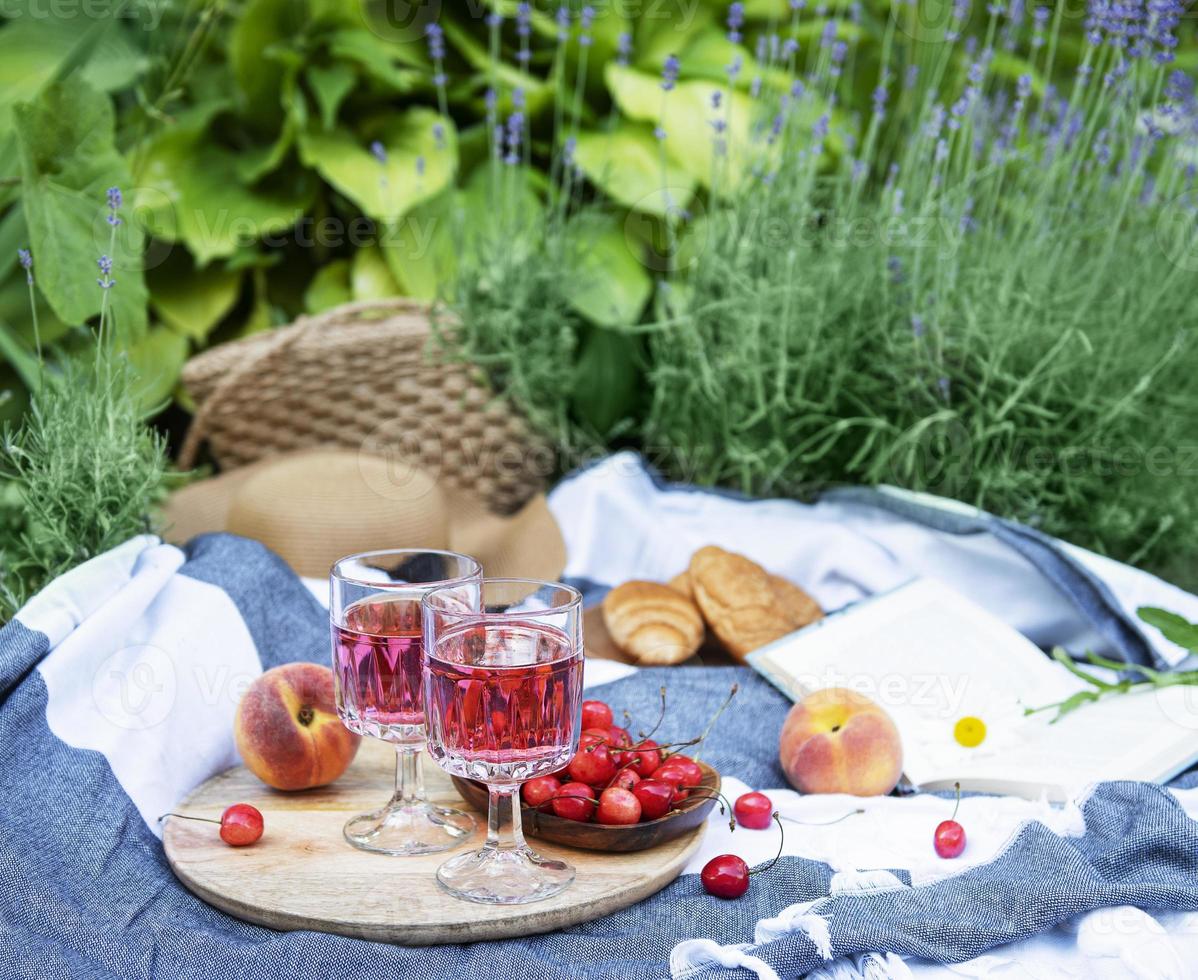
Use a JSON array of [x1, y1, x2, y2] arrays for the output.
[[307, 62, 357, 129], [136, 116, 314, 265], [229, 0, 310, 128], [13, 76, 148, 340], [325, 29, 425, 90], [126, 326, 189, 412], [298, 109, 457, 223], [633, 5, 719, 72], [572, 122, 695, 217], [351, 243, 401, 300], [304, 257, 352, 312], [148, 254, 242, 341], [562, 218, 650, 327], [381, 192, 458, 301], [571, 325, 642, 436]]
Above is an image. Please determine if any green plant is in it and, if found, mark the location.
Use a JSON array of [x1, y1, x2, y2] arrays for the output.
[[1025, 607, 1198, 721]]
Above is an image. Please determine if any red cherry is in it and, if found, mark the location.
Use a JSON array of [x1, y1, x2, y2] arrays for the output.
[[627, 739, 662, 777], [934, 820, 966, 858], [609, 768, 641, 792], [568, 742, 618, 786], [219, 804, 263, 846], [633, 779, 676, 820], [733, 792, 773, 830], [522, 775, 562, 810], [596, 787, 643, 825], [551, 782, 597, 822], [581, 700, 614, 731], [934, 782, 967, 858], [657, 755, 703, 787], [581, 728, 610, 744], [701, 854, 750, 899]]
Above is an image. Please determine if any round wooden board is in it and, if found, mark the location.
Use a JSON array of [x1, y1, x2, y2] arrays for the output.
[[164, 737, 705, 945]]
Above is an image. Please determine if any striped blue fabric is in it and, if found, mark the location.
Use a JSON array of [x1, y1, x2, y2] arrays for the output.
[[2, 523, 1197, 979]]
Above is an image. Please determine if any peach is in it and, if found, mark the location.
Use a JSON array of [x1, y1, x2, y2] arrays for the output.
[[235, 663, 360, 791], [779, 688, 903, 796]]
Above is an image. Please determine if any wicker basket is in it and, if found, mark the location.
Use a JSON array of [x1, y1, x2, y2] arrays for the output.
[[178, 299, 552, 514]]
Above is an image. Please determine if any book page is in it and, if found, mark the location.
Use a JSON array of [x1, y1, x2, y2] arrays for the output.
[[749, 579, 1089, 788]]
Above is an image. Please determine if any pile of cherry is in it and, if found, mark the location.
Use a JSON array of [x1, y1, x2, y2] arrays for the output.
[[520, 698, 714, 827]]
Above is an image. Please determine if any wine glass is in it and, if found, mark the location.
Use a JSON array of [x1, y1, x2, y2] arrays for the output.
[[330, 550, 480, 855], [422, 578, 584, 904]]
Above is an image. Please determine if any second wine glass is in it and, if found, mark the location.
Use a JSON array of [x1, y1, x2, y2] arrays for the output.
[[330, 549, 479, 855], [422, 578, 584, 904]]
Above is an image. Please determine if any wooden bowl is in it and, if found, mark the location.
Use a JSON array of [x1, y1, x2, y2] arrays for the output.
[[451, 761, 722, 853]]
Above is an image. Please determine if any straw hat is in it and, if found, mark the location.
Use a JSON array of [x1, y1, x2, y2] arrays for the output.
[[162, 448, 566, 581]]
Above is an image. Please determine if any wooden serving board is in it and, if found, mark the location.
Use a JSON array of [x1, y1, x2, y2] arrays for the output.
[[164, 737, 705, 945]]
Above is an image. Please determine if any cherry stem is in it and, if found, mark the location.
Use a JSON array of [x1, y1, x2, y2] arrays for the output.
[[158, 812, 220, 825], [678, 787, 736, 830], [748, 813, 786, 876], [691, 683, 739, 764], [779, 808, 864, 827], [950, 781, 962, 822], [636, 686, 669, 741]]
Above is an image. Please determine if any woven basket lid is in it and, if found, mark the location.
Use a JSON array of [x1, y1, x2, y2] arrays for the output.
[[178, 299, 552, 516]]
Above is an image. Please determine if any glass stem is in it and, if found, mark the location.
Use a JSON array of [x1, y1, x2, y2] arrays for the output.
[[393, 745, 426, 807], [486, 785, 526, 852]]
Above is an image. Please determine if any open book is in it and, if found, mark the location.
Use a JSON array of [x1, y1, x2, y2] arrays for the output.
[[747, 579, 1198, 800]]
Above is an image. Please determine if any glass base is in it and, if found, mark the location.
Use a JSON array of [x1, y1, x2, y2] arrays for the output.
[[343, 801, 475, 856], [436, 844, 575, 904]]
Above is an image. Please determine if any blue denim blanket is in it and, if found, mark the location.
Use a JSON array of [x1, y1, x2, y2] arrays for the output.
[[3, 502, 1198, 977]]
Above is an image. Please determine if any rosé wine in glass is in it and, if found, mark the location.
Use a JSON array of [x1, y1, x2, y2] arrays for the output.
[[329, 549, 480, 857], [333, 595, 426, 741], [423, 579, 584, 905], [424, 621, 582, 782]]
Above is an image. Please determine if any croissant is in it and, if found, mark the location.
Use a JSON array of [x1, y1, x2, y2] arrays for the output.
[[602, 581, 705, 665]]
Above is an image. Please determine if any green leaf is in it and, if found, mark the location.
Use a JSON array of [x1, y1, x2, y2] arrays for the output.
[[572, 122, 695, 217], [303, 257, 352, 313], [605, 64, 785, 189], [1138, 607, 1198, 653], [381, 192, 457, 302], [136, 116, 315, 265], [13, 76, 148, 339], [298, 109, 457, 223], [229, 0, 310, 129], [562, 218, 651, 328], [148, 253, 242, 341], [126, 325, 189, 412], [307, 62, 357, 129], [325, 29, 426, 89], [571, 325, 642, 436], [0, 269, 70, 348], [351, 244, 400, 300], [633, 5, 719, 72]]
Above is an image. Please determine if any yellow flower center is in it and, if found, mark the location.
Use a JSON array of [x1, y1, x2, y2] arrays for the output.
[[954, 716, 987, 748]]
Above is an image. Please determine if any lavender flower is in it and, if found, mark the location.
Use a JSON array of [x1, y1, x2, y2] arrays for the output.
[[415, 155, 426, 177], [96, 255, 115, 290], [782, 38, 799, 58], [911, 314, 926, 338], [513, 87, 526, 111], [820, 19, 837, 48], [727, 2, 744, 43], [425, 22, 445, 61], [654, 124, 667, 142], [485, 11, 502, 28], [563, 136, 577, 168], [106, 186, 123, 227], [616, 31, 632, 66], [872, 84, 888, 120], [790, 79, 805, 99], [579, 6, 594, 47], [661, 53, 680, 91], [516, 2, 531, 37], [888, 255, 904, 283], [813, 113, 829, 140], [17, 247, 32, 286], [726, 55, 743, 82], [433, 122, 446, 150], [937, 377, 952, 401], [370, 140, 387, 164], [504, 111, 525, 165], [829, 40, 847, 77], [556, 6, 570, 41]]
